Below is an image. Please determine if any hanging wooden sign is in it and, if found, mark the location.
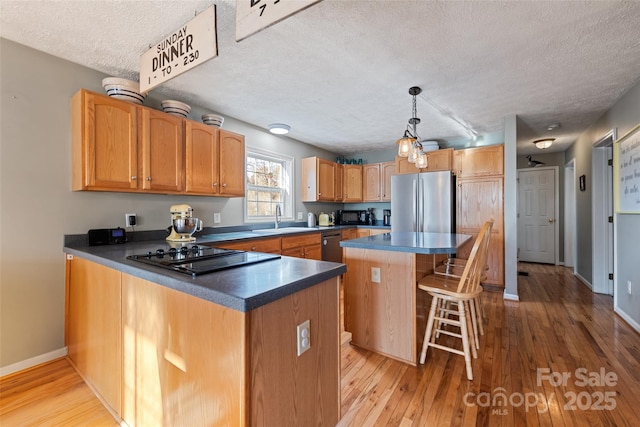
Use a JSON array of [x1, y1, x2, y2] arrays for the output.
[[140, 5, 218, 93], [236, 0, 322, 42]]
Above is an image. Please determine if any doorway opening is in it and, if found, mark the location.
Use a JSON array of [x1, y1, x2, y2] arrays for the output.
[[592, 129, 616, 296]]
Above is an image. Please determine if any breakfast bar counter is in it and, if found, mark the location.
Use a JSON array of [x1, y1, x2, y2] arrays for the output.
[[339, 231, 471, 365]]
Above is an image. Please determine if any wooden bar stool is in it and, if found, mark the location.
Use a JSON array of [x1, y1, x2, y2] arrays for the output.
[[432, 221, 493, 340], [417, 221, 492, 380]]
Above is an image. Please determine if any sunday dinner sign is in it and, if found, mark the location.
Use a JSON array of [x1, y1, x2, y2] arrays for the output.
[[236, 0, 322, 41], [140, 5, 218, 93]]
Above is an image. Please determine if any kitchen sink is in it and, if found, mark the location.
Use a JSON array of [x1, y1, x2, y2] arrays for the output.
[[252, 227, 319, 234]]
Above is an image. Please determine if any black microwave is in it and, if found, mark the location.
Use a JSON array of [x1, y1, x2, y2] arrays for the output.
[[338, 210, 367, 225]]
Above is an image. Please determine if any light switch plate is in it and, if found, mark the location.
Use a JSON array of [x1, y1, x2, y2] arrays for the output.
[[371, 267, 381, 283], [214, 213, 221, 224]]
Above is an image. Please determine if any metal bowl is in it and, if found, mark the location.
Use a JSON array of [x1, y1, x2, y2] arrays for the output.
[[172, 218, 200, 234]]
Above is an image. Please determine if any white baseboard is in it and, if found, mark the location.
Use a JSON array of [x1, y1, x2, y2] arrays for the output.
[[614, 307, 640, 335], [575, 272, 592, 290], [0, 347, 68, 377], [503, 292, 520, 301]]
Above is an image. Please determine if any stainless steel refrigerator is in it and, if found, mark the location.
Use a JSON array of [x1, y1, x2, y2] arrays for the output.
[[390, 170, 455, 233]]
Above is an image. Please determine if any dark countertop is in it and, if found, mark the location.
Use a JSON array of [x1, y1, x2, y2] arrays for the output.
[[64, 237, 346, 313], [340, 231, 472, 255]]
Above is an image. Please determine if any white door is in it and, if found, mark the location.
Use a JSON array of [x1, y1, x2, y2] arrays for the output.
[[518, 168, 556, 264]]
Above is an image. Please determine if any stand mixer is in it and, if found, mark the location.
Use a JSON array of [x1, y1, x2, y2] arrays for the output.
[[166, 204, 203, 242]]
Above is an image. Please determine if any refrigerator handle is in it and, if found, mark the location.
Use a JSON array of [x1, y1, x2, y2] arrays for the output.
[[417, 174, 423, 232]]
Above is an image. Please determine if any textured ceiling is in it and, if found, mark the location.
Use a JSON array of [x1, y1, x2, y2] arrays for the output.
[[2, 0, 640, 156]]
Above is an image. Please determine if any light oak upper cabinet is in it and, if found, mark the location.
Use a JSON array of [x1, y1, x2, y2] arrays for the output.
[[335, 163, 344, 201], [394, 148, 453, 175], [185, 121, 218, 194], [301, 157, 337, 202], [72, 90, 138, 191], [72, 89, 245, 197], [454, 145, 503, 178], [425, 148, 453, 171], [139, 108, 184, 192], [343, 164, 363, 202], [218, 129, 246, 196], [362, 161, 395, 202], [455, 145, 504, 287]]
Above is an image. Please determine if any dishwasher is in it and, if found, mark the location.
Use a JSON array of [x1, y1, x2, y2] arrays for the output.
[[321, 230, 343, 263]]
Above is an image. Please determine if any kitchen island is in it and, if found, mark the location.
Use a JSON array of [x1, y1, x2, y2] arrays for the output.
[[340, 231, 471, 365], [64, 238, 346, 427]]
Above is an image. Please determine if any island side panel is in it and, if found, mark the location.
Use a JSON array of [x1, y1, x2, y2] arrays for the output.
[[249, 277, 340, 427], [66, 256, 123, 417], [121, 273, 247, 427], [343, 247, 417, 365]]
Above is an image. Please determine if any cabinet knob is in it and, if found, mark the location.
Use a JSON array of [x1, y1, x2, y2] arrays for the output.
[[251, 246, 256, 251], [213, 182, 218, 187], [146, 177, 152, 181], [132, 176, 137, 180], [222, 183, 227, 188]]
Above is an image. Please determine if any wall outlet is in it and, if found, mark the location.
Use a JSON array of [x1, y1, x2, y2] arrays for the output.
[[125, 213, 137, 227], [213, 212, 221, 224], [371, 267, 381, 283], [297, 319, 311, 356], [628, 280, 632, 295], [297, 211, 303, 220]]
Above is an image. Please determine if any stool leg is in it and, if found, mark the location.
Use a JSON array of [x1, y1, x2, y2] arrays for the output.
[[475, 295, 484, 336], [420, 295, 439, 364], [458, 300, 473, 380], [469, 298, 480, 350]]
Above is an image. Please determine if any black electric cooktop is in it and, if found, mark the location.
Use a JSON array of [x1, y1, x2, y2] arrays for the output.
[[127, 245, 281, 277]]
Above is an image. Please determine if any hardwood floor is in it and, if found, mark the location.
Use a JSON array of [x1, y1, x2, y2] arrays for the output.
[[2, 263, 639, 426]]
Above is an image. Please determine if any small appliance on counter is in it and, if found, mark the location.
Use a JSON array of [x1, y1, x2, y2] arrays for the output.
[[367, 208, 376, 225], [318, 212, 330, 226], [328, 212, 336, 226], [383, 209, 391, 226], [337, 210, 368, 225], [166, 204, 203, 242], [307, 212, 317, 227]]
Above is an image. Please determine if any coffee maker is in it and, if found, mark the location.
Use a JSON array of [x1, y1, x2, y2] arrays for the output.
[[166, 204, 203, 242], [383, 209, 391, 226]]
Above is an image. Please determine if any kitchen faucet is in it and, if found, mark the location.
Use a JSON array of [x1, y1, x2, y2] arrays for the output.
[[275, 204, 282, 229]]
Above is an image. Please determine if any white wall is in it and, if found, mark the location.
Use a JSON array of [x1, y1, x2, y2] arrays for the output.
[[0, 39, 341, 369]]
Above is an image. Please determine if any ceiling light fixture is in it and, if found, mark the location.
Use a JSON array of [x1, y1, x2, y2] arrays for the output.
[[268, 123, 290, 135], [396, 86, 427, 169], [533, 138, 555, 149]]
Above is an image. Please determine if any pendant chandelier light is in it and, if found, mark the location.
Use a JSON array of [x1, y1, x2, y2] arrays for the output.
[[396, 86, 427, 169]]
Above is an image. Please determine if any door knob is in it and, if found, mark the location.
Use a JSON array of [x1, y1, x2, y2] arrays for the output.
[[549, 218, 555, 223]]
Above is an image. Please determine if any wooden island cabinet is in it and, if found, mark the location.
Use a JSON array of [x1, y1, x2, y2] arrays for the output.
[[66, 255, 340, 426]]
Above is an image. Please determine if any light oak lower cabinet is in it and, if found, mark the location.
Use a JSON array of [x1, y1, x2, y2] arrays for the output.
[[66, 256, 340, 426], [282, 233, 322, 260], [214, 237, 282, 254], [66, 256, 122, 417]]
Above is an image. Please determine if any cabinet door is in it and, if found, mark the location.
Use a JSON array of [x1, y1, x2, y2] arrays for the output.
[[363, 164, 381, 201], [395, 155, 422, 175], [381, 161, 395, 201], [317, 158, 336, 201], [343, 165, 363, 202], [140, 109, 184, 192], [335, 163, 344, 201], [185, 121, 218, 194], [66, 256, 122, 416], [213, 237, 281, 254], [456, 176, 504, 286], [425, 148, 453, 171], [219, 129, 245, 196], [454, 145, 504, 178], [304, 244, 322, 260], [73, 91, 138, 190]]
